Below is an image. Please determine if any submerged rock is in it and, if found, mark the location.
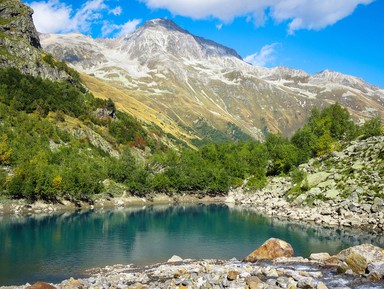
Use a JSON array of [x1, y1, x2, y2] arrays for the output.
[[243, 238, 294, 262]]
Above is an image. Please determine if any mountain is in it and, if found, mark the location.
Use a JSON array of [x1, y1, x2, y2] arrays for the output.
[[41, 18, 384, 142]]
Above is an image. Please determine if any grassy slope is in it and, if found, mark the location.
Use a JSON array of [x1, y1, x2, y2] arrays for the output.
[[81, 73, 199, 148]]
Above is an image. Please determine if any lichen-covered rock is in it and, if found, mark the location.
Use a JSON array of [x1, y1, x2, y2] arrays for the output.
[[306, 172, 330, 188], [243, 238, 294, 262]]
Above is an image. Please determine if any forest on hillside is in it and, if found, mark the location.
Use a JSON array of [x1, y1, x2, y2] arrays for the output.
[[0, 68, 382, 202]]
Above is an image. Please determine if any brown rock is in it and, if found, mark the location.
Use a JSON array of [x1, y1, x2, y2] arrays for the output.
[[227, 270, 240, 281], [337, 244, 384, 274], [324, 256, 342, 266], [26, 282, 56, 289], [243, 238, 294, 262], [245, 276, 262, 289]]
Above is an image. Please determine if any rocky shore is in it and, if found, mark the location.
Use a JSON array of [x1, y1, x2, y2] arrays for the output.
[[226, 136, 384, 233], [3, 239, 384, 289]]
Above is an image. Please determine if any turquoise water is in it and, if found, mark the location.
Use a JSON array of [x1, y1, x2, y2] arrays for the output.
[[0, 204, 383, 285]]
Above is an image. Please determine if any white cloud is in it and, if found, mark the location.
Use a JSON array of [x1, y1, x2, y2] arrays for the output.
[[109, 6, 122, 16], [29, 0, 109, 34], [140, 0, 374, 33], [244, 43, 280, 67], [28, 0, 72, 33], [216, 23, 223, 30], [102, 19, 142, 37]]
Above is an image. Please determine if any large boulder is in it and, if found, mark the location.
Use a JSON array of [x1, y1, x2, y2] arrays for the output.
[[243, 238, 294, 262], [306, 172, 330, 188], [337, 244, 384, 276], [372, 197, 384, 213]]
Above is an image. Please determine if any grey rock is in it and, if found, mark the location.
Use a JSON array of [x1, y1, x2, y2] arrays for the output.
[[325, 189, 340, 199], [0, 0, 71, 81], [306, 172, 330, 188], [372, 197, 384, 213]]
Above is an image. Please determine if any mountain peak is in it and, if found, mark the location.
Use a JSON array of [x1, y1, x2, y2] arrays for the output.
[[143, 18, 187, 33], [314, 69, 369, 88]]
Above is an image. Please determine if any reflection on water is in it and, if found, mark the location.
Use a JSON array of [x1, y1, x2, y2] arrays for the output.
[[0, 204, 382, 285]]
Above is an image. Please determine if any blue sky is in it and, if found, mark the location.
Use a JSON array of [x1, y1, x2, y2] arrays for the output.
[[25, 0, 384, 88]]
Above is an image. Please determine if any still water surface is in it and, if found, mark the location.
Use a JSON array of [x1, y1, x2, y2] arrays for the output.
[[1, 204, 383, 285]]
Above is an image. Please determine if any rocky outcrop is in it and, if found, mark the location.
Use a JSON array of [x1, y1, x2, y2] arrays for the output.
[[0, 0, 40, 49], [0, 0, 69, 80], [227, 135, 384, 232], [243, 238, 294, 262]]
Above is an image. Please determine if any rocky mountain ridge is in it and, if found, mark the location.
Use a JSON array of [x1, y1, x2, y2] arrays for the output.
[[41, 18, 384, 141], [0, 0, 71, 81]]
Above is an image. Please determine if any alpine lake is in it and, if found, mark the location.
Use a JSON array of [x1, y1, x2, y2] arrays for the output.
[[1, 203, 383, 286]]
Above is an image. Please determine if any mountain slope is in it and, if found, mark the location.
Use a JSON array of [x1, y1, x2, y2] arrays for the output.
[[41, 18, 384, 141]]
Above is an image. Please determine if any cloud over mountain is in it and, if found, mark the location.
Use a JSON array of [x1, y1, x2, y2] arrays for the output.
[[140, 0, 373, 33], [29, 0, 138, 36]]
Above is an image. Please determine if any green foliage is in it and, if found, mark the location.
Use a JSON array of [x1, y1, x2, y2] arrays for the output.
[[360, 117, 383, 139], [147, 141, 268, 193], [108, 111, 148, 146], [0, 105, 107, 201], [0, 68, 89, 117], [290, 168, 306, 185], [265, 134, 300, 175], [291, 103, 380, 161]]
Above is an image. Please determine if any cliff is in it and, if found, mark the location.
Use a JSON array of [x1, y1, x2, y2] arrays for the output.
[[0, 0, 69, 80]]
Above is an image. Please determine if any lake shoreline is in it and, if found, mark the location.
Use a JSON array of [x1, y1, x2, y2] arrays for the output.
[[2, 254, 384, 289], [1, 201, 384, 288], [1, 181, 383, 233]]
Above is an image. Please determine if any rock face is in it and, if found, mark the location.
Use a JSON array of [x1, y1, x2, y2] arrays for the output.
[[0, 0, 69, 80], [0, 0, 41, 49], [243, 238, 294, 262]]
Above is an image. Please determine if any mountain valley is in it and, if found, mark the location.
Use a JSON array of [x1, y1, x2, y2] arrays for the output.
[[41, 18, 384, 142]]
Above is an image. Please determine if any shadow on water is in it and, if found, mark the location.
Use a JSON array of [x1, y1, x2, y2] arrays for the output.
[[0, 203, 383, 285]]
